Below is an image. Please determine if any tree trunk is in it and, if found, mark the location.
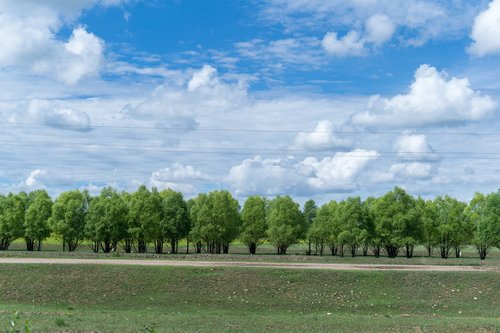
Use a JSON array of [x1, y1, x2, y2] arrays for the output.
[[405, 244, 414, 258], [476, 245, 488, 260], [307, 241, 312, 255], [455, 246, 461, 258], [248, 242, 257, 255], [0, 238, 11, 250], [137, 239, 147, 253], [123, 239, 132, 253], [319, 244, 324, 256], [362, 244, 369, 256], [373, 245, 380, 258], [277, 244, 288, 255], [25, 237, 35, 251], [339, 244, 345, 257], [89, 240, 99, 253], [101, 240, 113, 253], [350, 244, 357, 257], [68, 240, 80, 252], [37, 237, 43, 251], [170, 238, 177, 254], [426, 244, 433, 257], [439, 245, 450, 259], [196, 242, 202, 253], [385, 245, 399, 258], [154, 239, 163, 254]]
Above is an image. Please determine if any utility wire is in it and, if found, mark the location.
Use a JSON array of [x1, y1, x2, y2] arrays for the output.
[[3, 121, 500, 136], [0, 139, 499, 159]]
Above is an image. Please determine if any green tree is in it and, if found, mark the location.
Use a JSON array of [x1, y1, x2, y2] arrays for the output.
[[189, 191, 240, 254], [0, 193, 27, 250], [307, 203, 334, 256], [85, 187, 128, 253], [240, 196, 267, 254], [434, 195, 467, 258], [303, 199, 317, 255], [417, 198, 439, 257], [267, 196, 304, 255], [120, 191, 134, 253], [128, 186, 162, 253], [467, 191, 500, 259], [361, 197, 377, 256], [372, 187, 421, 258], [188, 193, 209, 254], [49, 190, 89, 251], [159, 189, 190, 254], [336, 197, 367, 257], [24, 190, 53, 251]]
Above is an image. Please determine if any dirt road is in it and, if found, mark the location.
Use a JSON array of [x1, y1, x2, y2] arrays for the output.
[[0, 257, 496, 272]]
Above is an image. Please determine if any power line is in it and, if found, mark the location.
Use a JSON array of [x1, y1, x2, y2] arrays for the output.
[[3, 121, 500, 136], [0, 138, 500, 159]]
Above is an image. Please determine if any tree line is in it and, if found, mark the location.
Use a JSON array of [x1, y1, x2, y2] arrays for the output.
[[0, 186, 498, 259]]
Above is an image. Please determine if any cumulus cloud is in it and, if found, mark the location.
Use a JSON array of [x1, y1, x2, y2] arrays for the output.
[[322, 31, 366, 56], [321, 14, 395, 57], [352, 64, 497, 127], [150, 163, 207, 194], [226, 156, 298, 196], [0, 1, 109, 84], [372, 162, 433, 183], [365, 14, 396, 44], [28, 99, 92, 131], [226, 150, 378, 196], [468, 0, 500, 57], [394, 134, 435, 160], [299, 150, 379, 191], [291, 120, 353, 150], [123, 65, 248, 127]]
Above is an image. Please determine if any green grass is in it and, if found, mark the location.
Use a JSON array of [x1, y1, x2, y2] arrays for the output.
[[0, 264, 498, 332], [2, 243, 499, 269]]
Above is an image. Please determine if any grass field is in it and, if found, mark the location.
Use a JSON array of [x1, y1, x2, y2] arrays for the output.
[[0, 264, 498, 332], [3, 240, 500, 267]]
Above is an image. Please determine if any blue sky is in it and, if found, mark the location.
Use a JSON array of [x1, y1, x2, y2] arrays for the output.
[[1, 0, 500, 204]]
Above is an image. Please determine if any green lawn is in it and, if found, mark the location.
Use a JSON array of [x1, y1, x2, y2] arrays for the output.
[[0, 264, 498, 332], [2, 241, 499, 268]]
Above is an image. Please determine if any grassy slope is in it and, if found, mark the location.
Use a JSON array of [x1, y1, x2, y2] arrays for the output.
[[0, 265, 498, 332]]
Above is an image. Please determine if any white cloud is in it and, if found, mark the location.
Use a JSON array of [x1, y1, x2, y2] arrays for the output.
[[187, 65, 218, 91], [235, 37, 324, 67], [0, 1, 111, 84], [25, 169, 46, 187], [372, 162, 433, 183], [299, 150, 379, 190], [291, 120, 353, 150], [365, 14, 395, 44], [468, 0, 500, 57], [394, 134, 434, 159], [226, 150, 378, 196], [352, 64, 497, 127], [262, 0, 483, 46], [321, 14, 394, 57], [27, 99, 92, 131], [322, 31, 366, 56], [226, 156, 298, 196], [150, 163, 207, 194], [123, 65, 249, 128]]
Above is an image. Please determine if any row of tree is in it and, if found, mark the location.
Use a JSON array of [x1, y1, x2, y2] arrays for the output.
[[0, 186, 498, 259]]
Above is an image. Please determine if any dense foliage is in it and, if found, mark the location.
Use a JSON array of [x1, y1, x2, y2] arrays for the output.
[[0, 186, 499, 259]]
